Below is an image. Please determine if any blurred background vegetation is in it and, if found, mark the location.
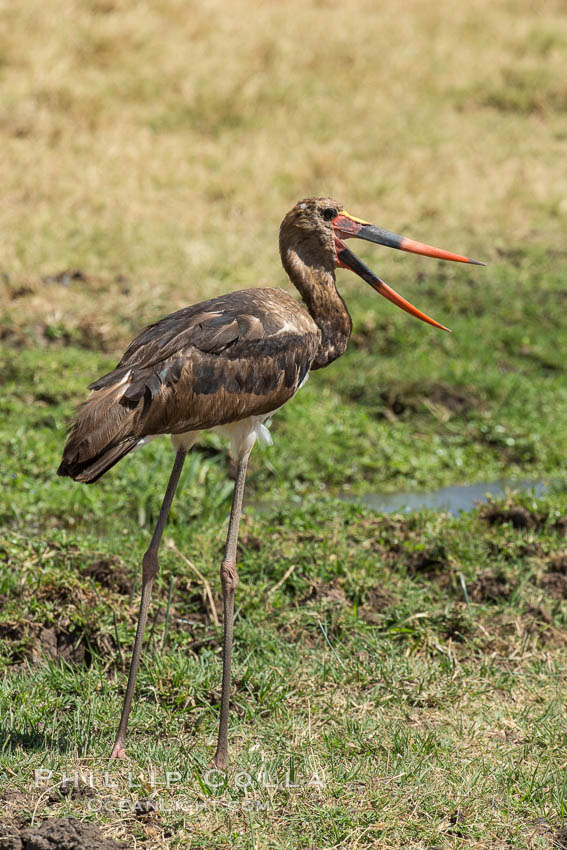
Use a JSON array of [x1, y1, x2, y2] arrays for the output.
[[2, 0, 567, 499]]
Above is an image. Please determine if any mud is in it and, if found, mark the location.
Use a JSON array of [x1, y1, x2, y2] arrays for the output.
[[524, 604, 553, 625], [0, 818, 126, 850], [82, 556, 132, 595], [540, 573, 567, 599], [547, 552, 567, 574], [347, 379, 480, 420], [237, 533, 264, 553], [358, 585, 395, 624], [487, 539, 543, 561], [301, 579, 347, 606], [469, 572, 512, 603], [539, 552, 567, 599], [553, 516, 567, 536], [405, 544, 449, 576], [482, 503, 542, 529], [47, 780, 95, 804], [0, 620, 114, 668]]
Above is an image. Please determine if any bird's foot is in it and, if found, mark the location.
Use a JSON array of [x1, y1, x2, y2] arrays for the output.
[[110, 742, 127, 760], [209, 751, 228, 771]]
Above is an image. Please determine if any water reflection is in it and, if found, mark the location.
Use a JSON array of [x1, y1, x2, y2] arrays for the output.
[[340, 479, 548, 516]]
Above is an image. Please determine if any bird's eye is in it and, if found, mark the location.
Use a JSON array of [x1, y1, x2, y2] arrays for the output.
[[322, 207, 338, 221]]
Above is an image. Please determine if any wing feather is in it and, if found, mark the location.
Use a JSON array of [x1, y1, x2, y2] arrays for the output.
[[60, 287, 321, 482]]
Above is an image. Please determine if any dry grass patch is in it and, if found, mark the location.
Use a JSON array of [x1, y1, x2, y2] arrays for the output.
[[1, 0, 567, 357]]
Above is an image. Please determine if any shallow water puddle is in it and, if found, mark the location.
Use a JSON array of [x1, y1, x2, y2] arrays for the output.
[[340, 479, 549, 515]]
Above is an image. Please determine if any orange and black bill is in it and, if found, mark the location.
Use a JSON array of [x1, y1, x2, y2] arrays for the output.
[[336, 244, 451, 331], [332, 211, 485, 331]]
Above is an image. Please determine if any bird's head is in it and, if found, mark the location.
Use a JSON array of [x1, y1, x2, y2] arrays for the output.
[[280, 197, 485, 331]]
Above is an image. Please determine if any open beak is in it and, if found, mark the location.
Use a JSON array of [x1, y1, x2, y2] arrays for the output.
[[332, 210, 485, 332]]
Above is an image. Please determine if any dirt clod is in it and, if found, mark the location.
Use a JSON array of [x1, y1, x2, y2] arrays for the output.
[[32, 627, 87, 665], [238, 534, 263, 553], [553, 516, 567, 536], [0, 619, 114, 669], [0, 623, 25, 642], [82, 556, 131, 595], [359, 586, 394, 623], [301, 579, 347, 606], [5, 818, 126, 850], [448, 808, 467, 836], [548, 553, 567, 574], [406, 544, 449, 576], [524, 605, 553, 625], [540, 573, 567, 599], [41, 269, 87, 287], [48, 780, 95, 803], [536, 552, 567, 599], [0, 823, 22, 850], [482, 504, 540, 529], [134, 797, 158, 816], [381, 383, 480, 418], [470, 572, 511, 603]]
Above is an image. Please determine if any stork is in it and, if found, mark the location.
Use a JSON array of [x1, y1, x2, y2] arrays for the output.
[[58, 198, 483, 768]]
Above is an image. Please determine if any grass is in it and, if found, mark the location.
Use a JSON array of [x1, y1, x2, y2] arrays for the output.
[[3, 489, 567, 848], [2, 0, 567, 847]]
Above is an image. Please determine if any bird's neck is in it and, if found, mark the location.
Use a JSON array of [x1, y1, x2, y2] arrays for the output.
[[281, 246, 352, 369]]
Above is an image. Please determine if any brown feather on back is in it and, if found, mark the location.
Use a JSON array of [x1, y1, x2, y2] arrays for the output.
[[58, 288, 320, 483]]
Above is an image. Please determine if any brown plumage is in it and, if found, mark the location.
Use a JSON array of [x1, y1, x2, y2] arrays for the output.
[[57, 196, 483, 767], [58, 289, 320, 482]]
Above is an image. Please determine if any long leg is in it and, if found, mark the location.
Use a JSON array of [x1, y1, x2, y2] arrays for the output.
[[211, 445, 252, 770], [110, 448, 187, 759]]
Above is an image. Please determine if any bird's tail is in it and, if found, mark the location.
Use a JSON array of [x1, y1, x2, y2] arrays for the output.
[[58, 381, 140, 484]]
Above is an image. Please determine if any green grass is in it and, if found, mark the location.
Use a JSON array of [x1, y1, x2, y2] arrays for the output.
[[2, 317, 567, 847], [3, 492, 567, 848]]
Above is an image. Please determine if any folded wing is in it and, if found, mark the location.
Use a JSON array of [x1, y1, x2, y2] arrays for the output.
[[58, 288, 320, 483]]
